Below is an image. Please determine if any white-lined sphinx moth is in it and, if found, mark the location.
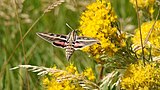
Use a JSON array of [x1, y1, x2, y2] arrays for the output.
[[37, 30, 99, 61]]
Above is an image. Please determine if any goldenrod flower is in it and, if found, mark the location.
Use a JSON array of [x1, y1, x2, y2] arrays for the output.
[[121, 60, 160, 89], [132, 20, 160, 56], [130, 0, 155, 8], [66, 63, 78, 75], [83, 68, 95, 81], [42, 64, 98, 90], [130, 0, 155, 17], [42, 77, 83, 90], [79, 1, 126, 62]]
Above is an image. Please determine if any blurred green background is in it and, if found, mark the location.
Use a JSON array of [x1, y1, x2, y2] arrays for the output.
[[0, 0, 137, 89]]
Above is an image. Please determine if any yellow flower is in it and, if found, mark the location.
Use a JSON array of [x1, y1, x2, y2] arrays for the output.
[[42, 64, 97, 90], [79, 1, 126, 62], [66, 63, 78, 74], [42, 78, 84, 90], [130, 0, 155, 8], [83, 68, 95, 81], [120, 60, 160, 89], [149, 6, 154, 15], [42, 77, 49, 85], [132, 20, 160, 57], [96, 0, 107, 3], [130, 0, 155, 16]]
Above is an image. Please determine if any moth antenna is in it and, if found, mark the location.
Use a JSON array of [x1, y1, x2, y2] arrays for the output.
[[66, 23, 74, 31]]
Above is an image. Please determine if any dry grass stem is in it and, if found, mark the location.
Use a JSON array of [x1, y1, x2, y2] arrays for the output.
[[135, 0, 145, 63], [10, 65, 63, 76], [44, 0, 65, 13]]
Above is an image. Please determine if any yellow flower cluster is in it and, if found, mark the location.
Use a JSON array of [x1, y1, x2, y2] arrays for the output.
[[42, 64, 96, 90], [130, 0, 155, 15], [79, 1, 126, 62], [121, 60, 160, 89], [130, 0, 155, 8], [83, 68, 95, 81], [66, 63, 78, 74], [132, 20, 160, 56], [42, 77, 82, 90]]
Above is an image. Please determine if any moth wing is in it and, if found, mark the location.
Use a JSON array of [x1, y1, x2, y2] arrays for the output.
[[36, 32, 67, 48], [74, 36, 99, 50]]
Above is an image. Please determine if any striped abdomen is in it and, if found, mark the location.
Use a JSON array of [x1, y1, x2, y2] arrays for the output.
[[65, 42, 75, 61]]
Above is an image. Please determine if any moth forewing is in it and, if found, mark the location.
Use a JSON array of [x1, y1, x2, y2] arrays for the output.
[[36, 32, 53, 42], [36, 32, 67, 48], [36, 32, 67, 41], [74, 36, 99, 50]]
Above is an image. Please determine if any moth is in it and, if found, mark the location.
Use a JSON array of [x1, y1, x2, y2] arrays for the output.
[[36, 30, 99, 61]]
